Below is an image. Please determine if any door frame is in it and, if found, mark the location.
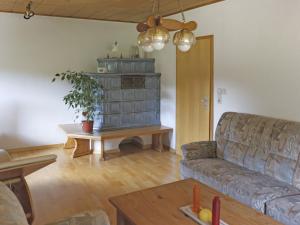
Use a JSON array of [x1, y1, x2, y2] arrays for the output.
[[176, 35, 214, 144]]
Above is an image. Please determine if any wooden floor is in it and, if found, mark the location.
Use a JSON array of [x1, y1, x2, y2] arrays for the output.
[[11, 144, 181, 225]]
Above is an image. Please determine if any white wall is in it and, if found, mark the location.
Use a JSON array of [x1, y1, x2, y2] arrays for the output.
[[156, 0, 300, 149], [0, 13, 144, 150], [154, 49, 176, 149], [4, 0, 299, 152]]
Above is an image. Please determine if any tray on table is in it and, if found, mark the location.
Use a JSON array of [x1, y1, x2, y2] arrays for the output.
[[180, 205, 229, 225]]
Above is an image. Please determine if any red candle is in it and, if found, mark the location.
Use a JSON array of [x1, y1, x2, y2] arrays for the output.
[[193, 184, 200, 213], [212, 196, 221, 225]]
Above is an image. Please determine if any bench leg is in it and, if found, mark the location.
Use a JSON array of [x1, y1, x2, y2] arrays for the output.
[[152, 133, 164, 152], [100, 140, 105, 161], [72, 138, 92, 158], [64, 137, 76, 149]]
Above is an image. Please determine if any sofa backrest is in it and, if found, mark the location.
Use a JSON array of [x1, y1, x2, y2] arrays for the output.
[[215, 112, 300, 189]]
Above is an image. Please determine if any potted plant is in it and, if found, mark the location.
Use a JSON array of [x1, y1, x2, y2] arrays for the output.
[[52, 71, 101, 133]]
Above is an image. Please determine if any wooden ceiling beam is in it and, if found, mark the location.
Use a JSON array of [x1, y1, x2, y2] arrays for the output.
[[0, 0, 224, 23]]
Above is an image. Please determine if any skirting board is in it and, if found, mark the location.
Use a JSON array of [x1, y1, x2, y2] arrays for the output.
[[6, 144, 64, 153], [6, 143, 176, 154], [92, 145, 175, 155]]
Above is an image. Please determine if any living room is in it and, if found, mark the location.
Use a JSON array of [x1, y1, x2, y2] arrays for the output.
[[1, 0, 300, 225]]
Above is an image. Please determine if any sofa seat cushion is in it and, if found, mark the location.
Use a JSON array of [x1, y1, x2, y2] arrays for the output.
[[180, 159, 240, 193], [180, 158, 300, 212], [266, 195, 300, 225]]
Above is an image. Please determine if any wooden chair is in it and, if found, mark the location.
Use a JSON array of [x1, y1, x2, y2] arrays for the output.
[[0, 149, 57, 224]]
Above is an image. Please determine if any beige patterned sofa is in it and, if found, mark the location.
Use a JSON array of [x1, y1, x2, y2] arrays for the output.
[[180, 112, 300, 225], [0, 180, 110, 225]]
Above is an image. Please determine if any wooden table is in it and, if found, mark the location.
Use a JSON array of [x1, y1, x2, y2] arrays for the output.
[[59, 124, 173, 160], [109, 179, 282, 225]]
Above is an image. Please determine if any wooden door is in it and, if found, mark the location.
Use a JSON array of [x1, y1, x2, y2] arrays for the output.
[[176, 35, 214, 154]]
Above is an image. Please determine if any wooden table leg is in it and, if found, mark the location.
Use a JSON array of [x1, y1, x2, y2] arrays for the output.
[[152, 133, 164, 152], [72, 138, 92, 158], [100, 139, 105, 161], [64, 137, 75, 149]]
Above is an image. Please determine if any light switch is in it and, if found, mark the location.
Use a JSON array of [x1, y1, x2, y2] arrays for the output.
[[217, 88, 227, 104]]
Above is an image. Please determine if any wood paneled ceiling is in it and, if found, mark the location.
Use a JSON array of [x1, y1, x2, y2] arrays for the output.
[[0, 0, 223, 23]]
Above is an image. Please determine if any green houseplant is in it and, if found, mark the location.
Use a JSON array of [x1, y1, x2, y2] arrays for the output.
[[52, 71, 101, 133]]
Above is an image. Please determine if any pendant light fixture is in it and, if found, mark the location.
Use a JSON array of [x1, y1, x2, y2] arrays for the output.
[[137, 31, 154, 53], [173, 0, 196, 52], [147, 26, 170, 50], [136, 0, 197, 52], [147, 0, 170, 51], [173, 29, 196, 52]]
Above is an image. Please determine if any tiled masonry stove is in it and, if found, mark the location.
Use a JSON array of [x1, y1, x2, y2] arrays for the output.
[[86, 58, 161, 131]]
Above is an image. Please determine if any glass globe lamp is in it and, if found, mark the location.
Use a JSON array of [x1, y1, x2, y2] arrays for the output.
[[147, 26, 170, 51], [173, 29, 196, 52], [137, 31, 154, 53]]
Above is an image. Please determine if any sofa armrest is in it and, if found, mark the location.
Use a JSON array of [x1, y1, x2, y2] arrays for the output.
[[181, 141, 217, 160], [0, 152, 57, 225], [46, 210, 110, 225], [0, 154, 57, 178]]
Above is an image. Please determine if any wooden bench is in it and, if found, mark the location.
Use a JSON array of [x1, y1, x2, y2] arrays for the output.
[[59, 124, 173, 160]]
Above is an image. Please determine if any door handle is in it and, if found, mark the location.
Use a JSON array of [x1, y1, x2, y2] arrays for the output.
[[201, 96, 209, 109]]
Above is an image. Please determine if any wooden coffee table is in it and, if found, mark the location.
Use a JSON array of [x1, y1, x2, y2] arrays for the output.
[[109, 179, 282, 225]]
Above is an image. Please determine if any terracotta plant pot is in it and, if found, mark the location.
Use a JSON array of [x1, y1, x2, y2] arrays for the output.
[[82, 120, 94, 133]]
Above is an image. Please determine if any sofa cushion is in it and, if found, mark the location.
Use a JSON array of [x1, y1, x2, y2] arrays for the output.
[[266, 195, 300, 225], [225, 168, 300, 213], [180, 158, 240, 193], [215, 112, 261, 166], [215, 112, 300, 189], [0, 182, 28, 225], [246, 118, 300, 186], [180, 158, 300, 212], [243, 118, 275, 174]]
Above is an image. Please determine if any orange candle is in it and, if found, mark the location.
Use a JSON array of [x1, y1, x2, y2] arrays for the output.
[[193, 184, 200, 213]]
